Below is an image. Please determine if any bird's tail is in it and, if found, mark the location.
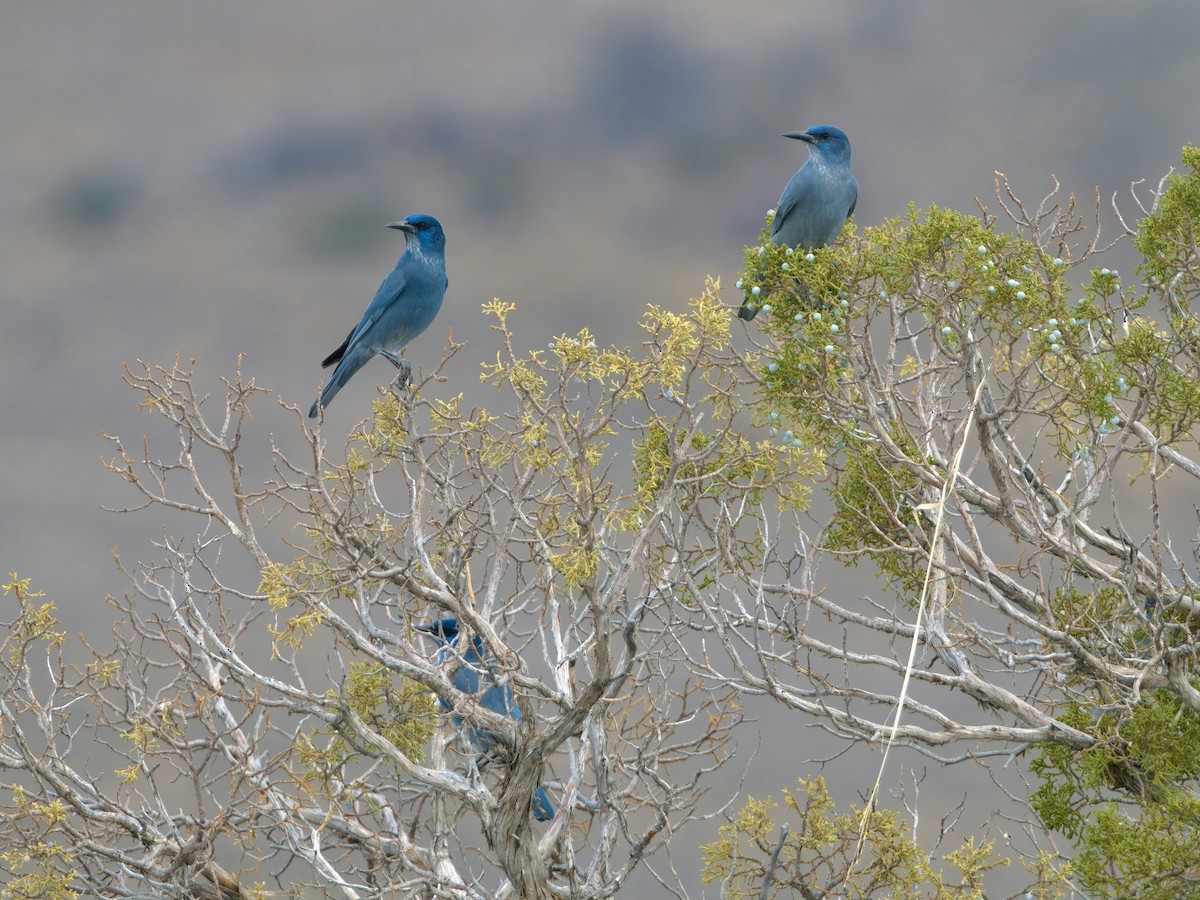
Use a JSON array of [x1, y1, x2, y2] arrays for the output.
[[532, 785, 555, 822], [308, 346, 371, 418], [736, 302, 759, 321]]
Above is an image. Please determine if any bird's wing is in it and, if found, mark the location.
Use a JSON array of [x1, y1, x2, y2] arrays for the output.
[[847, 181, 858, 219], [342, 261, 411, 354], [770, 191, 798, 240], [770, 166, 817, 240], [319, 328, 354, 369]]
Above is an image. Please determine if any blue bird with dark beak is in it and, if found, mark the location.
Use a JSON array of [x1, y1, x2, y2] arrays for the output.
[[739, 125, 858, 321], [309, 213, 447, 417], [415, 618, 555, 822]]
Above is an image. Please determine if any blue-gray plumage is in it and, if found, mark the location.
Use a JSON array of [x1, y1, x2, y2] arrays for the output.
[[739, 125, 858, 321], [309, 213, 447, 417], [415, 618, 555, 822]]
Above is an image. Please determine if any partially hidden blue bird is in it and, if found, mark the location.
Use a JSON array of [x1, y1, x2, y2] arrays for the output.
[[415, 618, 555, 822], [309, 213, 447, 417], [739, 125, 858, 321]]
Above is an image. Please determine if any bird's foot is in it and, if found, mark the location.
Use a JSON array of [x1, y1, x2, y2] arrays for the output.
[[388, 359, 412, 393]]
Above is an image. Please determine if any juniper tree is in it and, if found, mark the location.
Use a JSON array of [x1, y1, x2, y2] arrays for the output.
[[2, 149, 1199, 899]]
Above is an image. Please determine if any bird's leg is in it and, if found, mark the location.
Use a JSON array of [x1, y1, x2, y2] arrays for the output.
[[795, 279, 832, 313], [380, 351, 411, 392], [474, 749, 500, 775]]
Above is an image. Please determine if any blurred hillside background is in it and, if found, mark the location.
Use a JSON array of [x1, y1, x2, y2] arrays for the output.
[[3, 2, 1200, 891]]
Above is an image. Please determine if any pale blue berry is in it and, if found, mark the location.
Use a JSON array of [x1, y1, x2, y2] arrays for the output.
[[1007, 279, 1020, 288], [785, 247, 795, 256], [1016, 291, 1026, 300], [830, 324, 839, 333], [824, 344, 835, 354], [1051, 343, 1062, 353], [977, 245, 988, 255], [805, 252, 815, 262], [988, 286, 997, 294], [736, 278, 744, 289], [812, 312, 822, 321], [947, 280, 958, 290], [761, 304, 771, 315], [942, 326, 952, 335], [767, 362, 778, 373], [751, 285, 761, 296], [781, 262, 790, 271], [1053, 257, 1063, 266]]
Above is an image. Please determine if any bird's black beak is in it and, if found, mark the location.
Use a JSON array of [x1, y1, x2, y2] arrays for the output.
[[387, 220, 416, 234], [783, 131, 815, 144], [413, 622, 435, 633]]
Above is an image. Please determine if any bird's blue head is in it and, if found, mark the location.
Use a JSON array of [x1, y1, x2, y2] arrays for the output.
[[387, 213, 446, 253], [784, 125, 852, 163], [414, 617, 460, 647]]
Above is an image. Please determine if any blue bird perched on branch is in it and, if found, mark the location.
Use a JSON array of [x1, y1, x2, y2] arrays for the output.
[[739, 125, 858, 321], [309, 213, 447, 417], [414, 618, 555, 822]]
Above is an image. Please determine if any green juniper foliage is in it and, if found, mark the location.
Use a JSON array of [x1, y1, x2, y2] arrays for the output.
[[701, 776, 1071, 899], [4, 150, 1200, 899], [723, 146, 1200, 897]]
